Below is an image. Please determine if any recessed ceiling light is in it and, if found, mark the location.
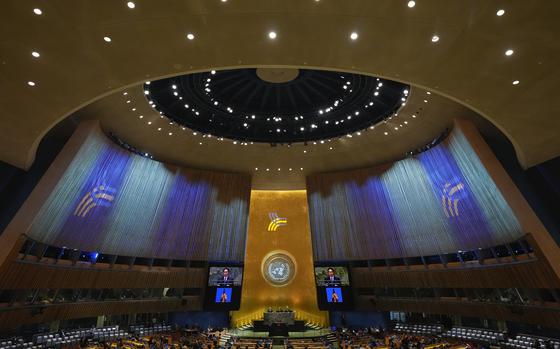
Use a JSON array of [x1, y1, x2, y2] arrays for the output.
[[350, 32, 359, 40], [168, 132, 173, 136], [186, 33, 195, 40], [127, 2, 135, 9], [431, 35, 440, 43], [384, 132, 388, 135], [300, 168, 304, 171], [103, 36, 112, 42], [424, 99, 428, 103], [512, 80, 520, 85], [147, 121, 152, 125], [139, 115, 143, 119], [33, 8, 42, 15], [407, 1, 416, 8], [31, 51, 40, 58], [496, 9, 505, 16], [426, 91, 431, 95], [27, 81, 36, 86], [211, 70, 216, 75], [268, 31, 277, 39], [505, 49, 514, 56]]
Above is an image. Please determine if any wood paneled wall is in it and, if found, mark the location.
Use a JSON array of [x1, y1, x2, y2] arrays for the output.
[[351, 235, 560, 290], [0, 297, 202, 330], [0, 261, 206, 290], [356, 297, 560, 329]]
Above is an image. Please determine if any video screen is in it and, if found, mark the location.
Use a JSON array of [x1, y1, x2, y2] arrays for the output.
[[208, 267, 243, 286], [215, 288, 232, 303], [326, 288, 343, 303], [315, 266, 350, 287]]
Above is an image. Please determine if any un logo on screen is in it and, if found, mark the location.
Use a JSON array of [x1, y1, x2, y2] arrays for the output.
[[261, 251, 297, 287], [441, 180, 465, 218], [74, 184, 117, 218]]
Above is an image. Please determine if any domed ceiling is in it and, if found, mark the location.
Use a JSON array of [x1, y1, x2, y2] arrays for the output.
[[145, 68, 409, 143], [0, 0, 558, 178], [74, 66, 489, 189]]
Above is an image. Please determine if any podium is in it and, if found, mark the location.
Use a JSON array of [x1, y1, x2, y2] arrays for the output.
[[263, 310, 295, 326], [253, 310, 306, 336]]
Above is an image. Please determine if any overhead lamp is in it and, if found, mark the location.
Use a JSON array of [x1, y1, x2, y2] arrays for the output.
[[127, 2, 135, 9], [186, 33, 195, 40], [268, 31, 277, 39], [505, 49, 514, 56], [33, 8, 42, 15], [431, 35, 440, 43], [350, 32, 358, 40], [496, 9, 505, 16], [407, 1, 415, 8]]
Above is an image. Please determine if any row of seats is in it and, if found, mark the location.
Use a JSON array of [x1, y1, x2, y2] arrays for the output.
[[394, 323, 443, 335], [0, 324, 170, 349], [505, 334, 560, 349], [130, 324, 171, 336], [0, 339, 36, 349], [442, 326, 505, 343]]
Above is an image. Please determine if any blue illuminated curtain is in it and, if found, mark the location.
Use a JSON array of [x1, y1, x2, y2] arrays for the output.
[[307, 126, 523, 260], [26, 129, 251, 262]]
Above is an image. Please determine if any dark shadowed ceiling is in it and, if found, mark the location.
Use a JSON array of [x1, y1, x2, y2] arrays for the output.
[[0, 0, 559, 189]]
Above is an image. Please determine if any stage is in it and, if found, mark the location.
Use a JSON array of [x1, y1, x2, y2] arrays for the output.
[[228, 328, 332, 338], [252, 320, 307, 336]]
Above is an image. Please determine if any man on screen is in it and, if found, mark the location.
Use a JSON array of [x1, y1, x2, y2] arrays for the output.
[[216, 267, 234, 286], [324, 267, 341, 286]]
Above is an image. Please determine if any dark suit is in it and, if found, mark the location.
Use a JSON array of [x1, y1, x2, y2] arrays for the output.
[[324, 276, 341, 286], [216, 275, 234, 286]]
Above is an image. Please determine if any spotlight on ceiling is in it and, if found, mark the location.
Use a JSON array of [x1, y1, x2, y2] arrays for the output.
[[127, 2, 135, 9], [268, 31, 277, 39], [27, 81, 36, 87], [31, 51, 40, 58], [33, 8, 42, 15], [512, 80, 520, 85], [350, 32, 359, 40], [505, 49, 514, 56], [407, 1, 416, 8], [103, 36, 112, 42], [496, 9, 505, 16], [431, 35, 440, 43], [186, 33, 195, 40]]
